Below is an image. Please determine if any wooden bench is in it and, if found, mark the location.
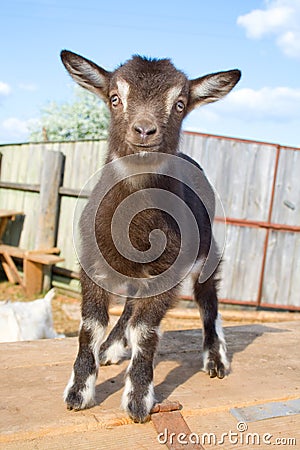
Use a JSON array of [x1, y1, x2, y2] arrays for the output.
[[0, 244, 64, 296]]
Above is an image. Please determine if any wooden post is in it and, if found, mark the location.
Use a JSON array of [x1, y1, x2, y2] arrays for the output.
[[35, 150, 65, 290], [24, 259, 43, 296]]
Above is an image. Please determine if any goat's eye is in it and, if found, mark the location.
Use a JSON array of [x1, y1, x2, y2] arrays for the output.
[[175, 100, 185, 113], [111, 94, 120, 107]]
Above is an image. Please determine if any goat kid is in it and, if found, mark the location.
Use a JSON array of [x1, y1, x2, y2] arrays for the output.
[[61, 50, 241, 423]]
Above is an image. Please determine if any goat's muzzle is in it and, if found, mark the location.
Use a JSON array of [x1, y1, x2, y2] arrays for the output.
[[133, 119, 157, 140], [126, 116, 162, 152]]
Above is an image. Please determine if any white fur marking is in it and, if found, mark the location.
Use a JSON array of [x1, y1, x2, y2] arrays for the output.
[[189, 257, 206, 281], [202, 314, 229, 372], [202, 349, 209, 372], [165, 85, 182, 115], [80, 373, 97, 409], [122, 325, 158, 414], [117, 79, 130, 112], [215, 313, 225, 343], [84, 318, 106, 367], [215, 313, 230, 370], [144, 382, 155, 412], [121, 376, 133, 410], [127, 323, 159, 361], [102, 339, 128, 364], [192, 74, 231, 103], [121, 376, 155, 414], [63, 370, 75, 401], [128, 323, 148, 357], [110, 153, 170, 189]]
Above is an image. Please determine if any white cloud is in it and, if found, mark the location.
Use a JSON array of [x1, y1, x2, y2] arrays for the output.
[[0, 81, 11, 97], [223, 86, 300, 121], [1, 117, 37, 139], [18, 82, 38, 92], [237, 0, 300, 59], [277, 30, 300, 57], [186, 85, 300, 130]]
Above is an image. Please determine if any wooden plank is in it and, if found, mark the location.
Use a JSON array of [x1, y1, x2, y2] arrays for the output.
[[23, 259, 43, 296], [0, 244, 25, 258], [152, 411, 204, 449], [181, 134, 276, 221], [1, 252, 24, 286], [0, 321, 299, 447], [210, 223, 267, 302], [52, 266, 80, 280], [186, 411, 299, 450], [271, 148, 300, 226], [26, 254, 64, 265], [0, 209, 24, 218], [0, 181, 40, 192], [0, 143, 42, 250], [262, 230, 300, 307], [58, 187, 90, 198], [27, 247, 60, 255], [0, 254, 17, 283]]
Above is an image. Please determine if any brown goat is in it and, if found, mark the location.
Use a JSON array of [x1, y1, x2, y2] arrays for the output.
[[61, 50, 241, 423]]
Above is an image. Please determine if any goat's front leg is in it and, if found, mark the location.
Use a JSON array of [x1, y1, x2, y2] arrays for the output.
[[122, 291, 176, 423], [194, 276, 229, 379], [64, 276, 109, 410]]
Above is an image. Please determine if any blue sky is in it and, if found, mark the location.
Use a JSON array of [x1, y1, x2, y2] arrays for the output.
[[0, 0, 299, 147]]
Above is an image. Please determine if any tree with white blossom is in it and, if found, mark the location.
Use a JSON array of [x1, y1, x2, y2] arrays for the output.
[[30, 86, 110, 142]]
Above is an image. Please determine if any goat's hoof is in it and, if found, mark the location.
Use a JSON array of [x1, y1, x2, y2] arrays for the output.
[[126, 400, 152, 424], [65, 390, 95, 411], [99, 353, 121, 366], [65, 391, 84, 411], [99, 357, 112, 366], [99, 341, 128, 366], [206, 360, 226, 379]]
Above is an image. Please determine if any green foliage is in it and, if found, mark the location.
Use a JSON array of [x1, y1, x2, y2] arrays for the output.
[[29, 86, 110, 142]]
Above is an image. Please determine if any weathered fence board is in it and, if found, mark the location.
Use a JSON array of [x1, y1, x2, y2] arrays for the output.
[[271, 148, 300, 226], [180, 134, 276, 221], [262, 231, 300, 308], [214, 223, 267, 303], [0, 133, 299, 309], [36, 150, 65, 249]]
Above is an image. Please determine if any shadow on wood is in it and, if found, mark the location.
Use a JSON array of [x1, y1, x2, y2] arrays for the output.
[[93, 324, 288, 408]]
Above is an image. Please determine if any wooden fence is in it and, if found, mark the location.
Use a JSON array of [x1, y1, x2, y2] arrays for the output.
[[0, 132, 299, 310]]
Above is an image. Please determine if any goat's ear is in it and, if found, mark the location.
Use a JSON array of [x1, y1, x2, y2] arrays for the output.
[[187, 69, 241, 112], [60, 50, 111, 102]]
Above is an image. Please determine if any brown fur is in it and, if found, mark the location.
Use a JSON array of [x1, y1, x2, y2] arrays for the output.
[[61, 50, 241, 422]]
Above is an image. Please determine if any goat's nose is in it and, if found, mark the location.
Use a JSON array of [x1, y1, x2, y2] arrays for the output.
[[133, 120, 157, 139]]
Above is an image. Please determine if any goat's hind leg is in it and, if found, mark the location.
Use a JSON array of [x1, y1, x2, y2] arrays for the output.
[[64, 276, 109, 410], [194, 277, 229, 379], [99, 297, 134, 366]]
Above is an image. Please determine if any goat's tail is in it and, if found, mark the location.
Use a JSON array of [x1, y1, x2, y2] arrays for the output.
[[44, 288, 56, 304]]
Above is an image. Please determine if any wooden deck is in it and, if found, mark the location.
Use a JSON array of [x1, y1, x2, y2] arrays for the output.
[[0, 319, 299, 449]]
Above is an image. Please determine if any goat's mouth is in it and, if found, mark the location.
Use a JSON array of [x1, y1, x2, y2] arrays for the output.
[[126, 141, 163, 152]]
